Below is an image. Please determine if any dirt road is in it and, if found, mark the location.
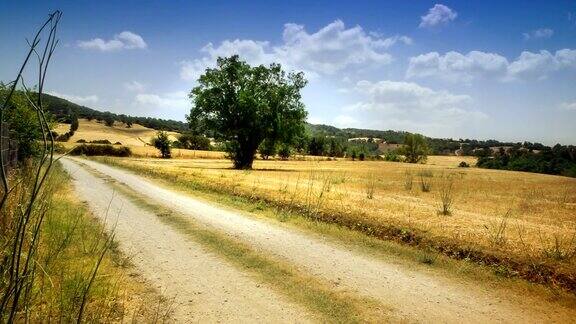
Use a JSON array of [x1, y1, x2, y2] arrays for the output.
[[62, 157, 576, 323], [60, 158, 315, 323]]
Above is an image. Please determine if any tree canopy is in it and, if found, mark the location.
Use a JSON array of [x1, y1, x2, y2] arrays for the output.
[[399, 133, 429, 163], [188, 55, 307, 169]]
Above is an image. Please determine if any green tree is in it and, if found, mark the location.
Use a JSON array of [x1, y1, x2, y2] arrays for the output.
[[0, 84, 43, 160], [153, 131, 171, 158], [188, 55, 307, 169], [177, 133, 211, 150], [400, 133, 429, 163]]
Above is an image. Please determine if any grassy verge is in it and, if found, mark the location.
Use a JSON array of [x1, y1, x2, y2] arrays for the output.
[[91, 156, 576, 298], [1, 162, 170, 321], [80, 163, 391, 323]]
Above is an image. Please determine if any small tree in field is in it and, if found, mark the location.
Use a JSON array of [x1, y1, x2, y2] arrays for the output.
[[188, 55, 307, 169], [153, 131, 171, 158], [400, 133, 429, 163]]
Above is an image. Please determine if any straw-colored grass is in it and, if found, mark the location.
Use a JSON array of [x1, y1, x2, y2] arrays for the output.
[[95, 155, 576, 290], [54, 119, 179, 146]]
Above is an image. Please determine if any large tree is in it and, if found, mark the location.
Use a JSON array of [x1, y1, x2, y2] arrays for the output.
[[188, 55, 307, 169]]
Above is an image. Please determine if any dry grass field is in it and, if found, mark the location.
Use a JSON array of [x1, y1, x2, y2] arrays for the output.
[[54, 119, 180, 147], [96, 155, 576, 290]]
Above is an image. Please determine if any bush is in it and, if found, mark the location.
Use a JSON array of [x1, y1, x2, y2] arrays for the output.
[[359, 152, 366, 161], [114, 141, 122, 145], [90, 139, 112, 145], [76, 139, 86, 143], [152, 131, 171, 158], [459, 161, 470, 168], [384, 151, 402, 162], [177, 133, 211, 150], [69, 144, 131, 157], [278, 145, 291, 160]]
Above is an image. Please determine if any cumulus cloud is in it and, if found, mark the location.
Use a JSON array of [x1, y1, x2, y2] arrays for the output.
[[419, 4, 457, 28], [48, 91, 99, 105], [124, 81, 145, 92], [560, 101, 576, 111], [523, 28, 554, 40], [342, 80, 486, 134], [78, 31, 147, 51], [135, 91, 188, 110], [407, 49, 576, 81], [180, 20, 410, 81]]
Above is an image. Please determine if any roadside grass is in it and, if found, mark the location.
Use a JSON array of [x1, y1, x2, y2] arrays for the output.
[[1, 162, 170, 321], [91, 156, 576, 294], [85, 167, 391, 323]]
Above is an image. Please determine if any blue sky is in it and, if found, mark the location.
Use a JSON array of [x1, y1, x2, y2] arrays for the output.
[[1, 0, 575, 144]]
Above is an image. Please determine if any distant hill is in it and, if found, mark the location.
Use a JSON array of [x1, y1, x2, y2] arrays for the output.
[[42, 93, 188, 132]]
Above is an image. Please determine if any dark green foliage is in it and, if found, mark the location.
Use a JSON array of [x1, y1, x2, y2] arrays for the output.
[[174, 133, 211, 150], [153, 131, 172, 158], [399, 134, 429, 163], [188, 55, 307, 169], [459, 161, 470, 168], [69, 144, 131, 157], [103, 116, 114, 127], [384, 151, 402, 162], [477, 145, 576, 177], [307, 136, 327, 156], [359, 152, 366, 161], [278, 144, 291, 160], [259, 139, 277, 160], [0, 84, 43, 160]]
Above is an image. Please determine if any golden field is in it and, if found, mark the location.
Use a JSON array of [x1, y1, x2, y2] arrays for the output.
[[54, 119, 179, 147], [96, 155, 576, 289]]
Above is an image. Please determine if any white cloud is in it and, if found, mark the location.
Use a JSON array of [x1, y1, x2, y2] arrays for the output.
[[180, 20, 410, 81], [124, 81, 145, 92], [407, 49, 576, 81], [343, 80, 486, 135], [560, 101, 576, 111], [48, 91, 99, 105], [523, 28, 554, 40], [419, 4, 457, 28], [78, 31, 147, 51], [407, 51, 508, 82], [135, 91, 188, 110]]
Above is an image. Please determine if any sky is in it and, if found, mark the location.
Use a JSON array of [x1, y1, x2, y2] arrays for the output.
[[1, 0, 575, 145]]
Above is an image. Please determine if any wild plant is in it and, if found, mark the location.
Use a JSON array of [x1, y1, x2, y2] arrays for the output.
[[485, 210, 512, 246], [366, 176, 376, 199], [437, 175, 454, 215], [403, 170, 413, 191]]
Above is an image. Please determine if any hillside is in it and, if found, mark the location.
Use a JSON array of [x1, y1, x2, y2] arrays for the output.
[[42, 93, 189, 132], [54, 119, 179, 146]]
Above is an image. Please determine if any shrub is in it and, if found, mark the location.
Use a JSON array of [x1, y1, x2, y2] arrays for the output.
[[76, 139, 86, 143], [359, 152, 366, 161], [152, 131, 171, 158], [459, 161, 470, 168], [177, 133, 211, 150], [90, 139, 112, 145], [114, 141, 122, 145], [384, 151, 401, 162], [69, 144, 131, 157], [278, 145, 291, 160], [437, 176, 454, 215]]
